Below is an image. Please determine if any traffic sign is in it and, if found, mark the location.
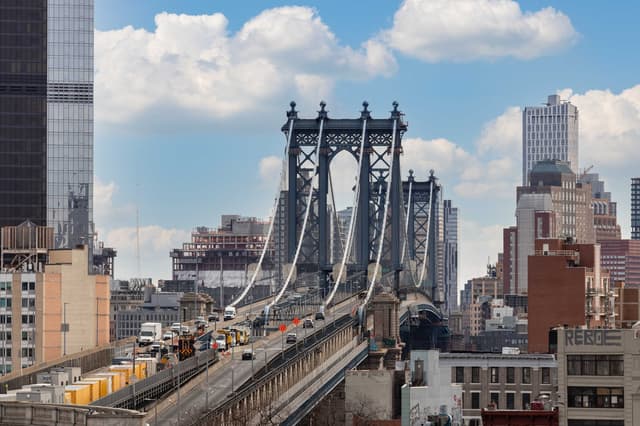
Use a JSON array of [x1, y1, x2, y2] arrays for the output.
[[292, 317, 300, 326], [212, 342, 218, 350], [279, 324, 287, 333]]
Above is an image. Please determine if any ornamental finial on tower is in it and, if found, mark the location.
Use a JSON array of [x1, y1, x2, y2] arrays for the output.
[[318, 101, 328, 119], [391, 101, 400, 119], [361, 101, 371, 119], [287, 101, 298, 119]]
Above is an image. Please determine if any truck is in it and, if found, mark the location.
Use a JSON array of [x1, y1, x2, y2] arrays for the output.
[[231, 326, 250, 345], [224, 306, 236, 321], [214, 333, 228, 351], [139, 322, 162, 346]]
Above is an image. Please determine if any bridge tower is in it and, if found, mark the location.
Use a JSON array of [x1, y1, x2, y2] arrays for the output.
[[402, 170, 443, 304], [283, 101, 406, 295]]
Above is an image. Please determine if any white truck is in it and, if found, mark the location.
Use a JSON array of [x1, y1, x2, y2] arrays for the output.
[[224, 306, 236, 321], [139, 322, 162, 346]]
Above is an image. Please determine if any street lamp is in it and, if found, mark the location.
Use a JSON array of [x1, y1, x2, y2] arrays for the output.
[[62, 303, 70, 356]]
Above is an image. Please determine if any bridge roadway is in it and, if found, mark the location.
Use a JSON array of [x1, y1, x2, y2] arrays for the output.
[[151, 297, 358, 425]]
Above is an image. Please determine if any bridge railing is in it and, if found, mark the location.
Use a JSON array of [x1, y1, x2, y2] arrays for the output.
[[195, 314, 357, 424], [90, 349, 218, 410]]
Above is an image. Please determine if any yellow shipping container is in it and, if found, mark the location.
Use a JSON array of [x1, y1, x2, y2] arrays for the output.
[[65, 384, 91, 405], [98, 372, 121, 392], [85, 376, 109, 397], [91, 373, 114, 394], [76, 380, 101, 401], [109, 365, 134, 385]]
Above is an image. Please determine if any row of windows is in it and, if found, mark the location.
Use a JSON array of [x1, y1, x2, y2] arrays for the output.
[[0, 281, 11, 291], [469, 391, 541, 410], [567, 355, 624, 376], [568, 386, 624, 409], [454, 366, 551, 384], [0, 315, 34, 324]]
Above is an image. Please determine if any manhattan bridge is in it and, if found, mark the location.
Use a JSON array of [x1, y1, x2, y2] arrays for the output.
[[228, 100, 452, 352]]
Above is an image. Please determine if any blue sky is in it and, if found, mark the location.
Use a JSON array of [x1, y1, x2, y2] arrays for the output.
[[93, 0, 640, 285]]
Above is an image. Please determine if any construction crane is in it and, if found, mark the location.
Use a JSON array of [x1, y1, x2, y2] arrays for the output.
[[578, 165, 594, 181]]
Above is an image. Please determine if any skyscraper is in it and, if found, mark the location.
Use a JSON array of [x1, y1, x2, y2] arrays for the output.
[[578, 172, 621, 241], [443, 199, 458, 314], [0, 1, 94, 249], [632, 178, 640, 240], [522, 94, 578, 185]]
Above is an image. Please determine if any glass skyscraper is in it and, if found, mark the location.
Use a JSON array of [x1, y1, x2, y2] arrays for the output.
[[0, 0, 94, 249], [632, 178, 640, 240]]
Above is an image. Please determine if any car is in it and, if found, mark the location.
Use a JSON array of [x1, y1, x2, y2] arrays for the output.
[[170, 322, 182, 333], [195, 316, 205, 322], [315, 312, 325, 320], [241, 349, 255, 360], [208, 312, 219, 322], [286, 333, 297, 344], [162, 331, 174, 340], [303, 319, 314, 329]]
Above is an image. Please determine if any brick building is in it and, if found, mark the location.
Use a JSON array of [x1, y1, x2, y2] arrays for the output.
[[528, 239, 613, 353], [600, 239, 640, 288]]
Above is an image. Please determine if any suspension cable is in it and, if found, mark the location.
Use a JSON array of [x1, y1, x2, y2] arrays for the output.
[[328, 170, 345, 263], [324, 119, 367, 308], [361, 118, 398, 308], [266, 116, 326, 315], [227, 118, 295, 308], [417, 181, 434, 286], [400, 179, 412, 266]]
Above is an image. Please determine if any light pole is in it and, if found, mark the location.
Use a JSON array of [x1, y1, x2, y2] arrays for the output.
[[62, 303, 69, 356]]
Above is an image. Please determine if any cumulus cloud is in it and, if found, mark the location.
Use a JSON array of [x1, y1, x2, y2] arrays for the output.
[[382, 0, 578, 62], [259, 155, 282, 184], [103, 225, 190, 281], [96, 7, 396, 124]]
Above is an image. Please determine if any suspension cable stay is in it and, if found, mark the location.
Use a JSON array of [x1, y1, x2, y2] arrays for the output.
[[323, 118, 368, 310], [360, 118, 398, 309], [227, 112, 296, 309], [417, 181, 434, 287], [265, 113, 326, 318]]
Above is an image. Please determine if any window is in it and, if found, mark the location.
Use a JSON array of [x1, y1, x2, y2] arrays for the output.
[[471, 367, 480, 383], [490, 367, 499, 383], [506, 393, 515, 409], [490, 392, 500, 408], [522, 367, 531, 384], [568, 387, 624, 408], [454, 367, 464, 383], [541, 367, 551, 384], [0, 282, 11, 291], [567, 355, 623, 376], [471, 392, 480, 409], [506, 367, 515, 383], [522, 392, 531, 409]]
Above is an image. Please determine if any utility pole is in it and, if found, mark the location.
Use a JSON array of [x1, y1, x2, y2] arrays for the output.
[[219, 256, 224, 308], [195, 253, 199, 319]]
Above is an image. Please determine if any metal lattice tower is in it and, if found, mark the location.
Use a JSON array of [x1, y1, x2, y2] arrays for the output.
[[283, 101, 406, 295], [403, 170, 442, 303]]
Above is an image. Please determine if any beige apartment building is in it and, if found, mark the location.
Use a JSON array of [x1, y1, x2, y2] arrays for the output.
[[555, 327, 640, 426], [0, 245, 109, 374]]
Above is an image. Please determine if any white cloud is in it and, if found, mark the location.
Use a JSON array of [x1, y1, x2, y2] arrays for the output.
[[103, 225, 190, 281], [95, 7, 396, 125], [259, 155, 282, 184], [382, 0, 578, 62], [459, 220, 504, 283]]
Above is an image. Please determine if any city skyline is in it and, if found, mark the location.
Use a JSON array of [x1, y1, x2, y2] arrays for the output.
[[89, 1, 640, 283]]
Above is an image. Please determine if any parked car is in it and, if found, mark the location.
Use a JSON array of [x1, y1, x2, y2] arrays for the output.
[[242, 349, 255, 360], [303, 319, 314, 329], [286, 333, 297, 344], [315, 312, 325, 320], [162, 331, 174, 340], [208, 312, 219, 322]]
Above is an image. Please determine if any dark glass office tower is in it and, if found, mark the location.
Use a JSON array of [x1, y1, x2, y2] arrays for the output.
[[0, 0, 94, 248], [0, 1, 48, 227]]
